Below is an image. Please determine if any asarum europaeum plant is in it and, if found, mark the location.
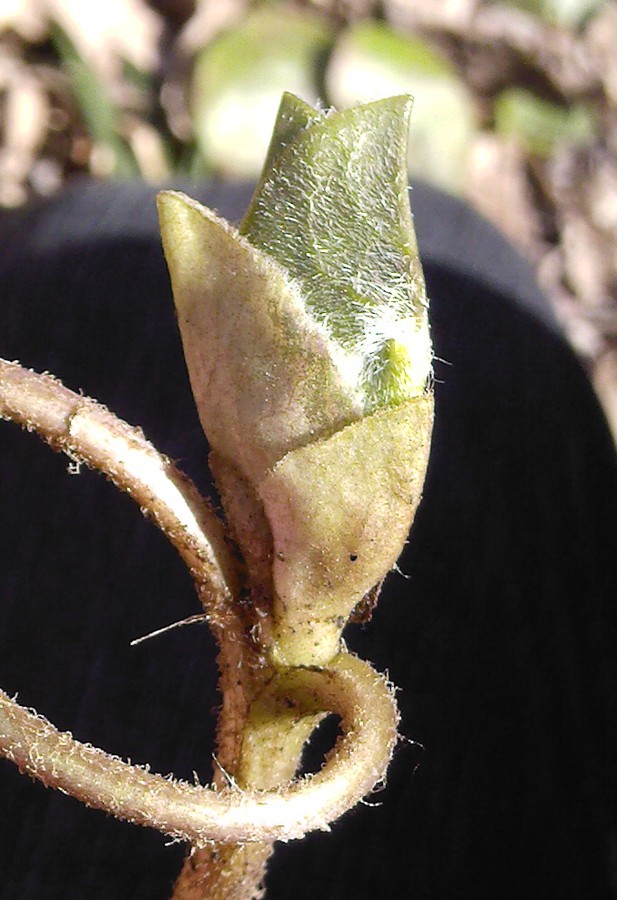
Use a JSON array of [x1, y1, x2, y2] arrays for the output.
[[158, 91, 433, 669], [0, 93, 433, 900]]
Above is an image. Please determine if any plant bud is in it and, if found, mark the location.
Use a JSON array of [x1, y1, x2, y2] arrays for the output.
[[158, 92, 433, 667]]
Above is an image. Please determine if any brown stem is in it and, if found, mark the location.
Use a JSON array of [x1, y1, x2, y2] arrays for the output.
[[172, 667, 326, 900], [0, 358, 238, 618], [0, 358, 400, 897], [0, 652, 398, 844]]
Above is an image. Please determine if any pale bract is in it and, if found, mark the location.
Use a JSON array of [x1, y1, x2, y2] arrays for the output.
[[157, 92, 433, 667]]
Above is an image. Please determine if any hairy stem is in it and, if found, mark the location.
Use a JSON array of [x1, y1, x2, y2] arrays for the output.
[[0, 357, 400, 896], [0, 358, 238, 617], [172, 678, 326, 899], [0, 652, 398, 843], [172, 844, 274, 900]]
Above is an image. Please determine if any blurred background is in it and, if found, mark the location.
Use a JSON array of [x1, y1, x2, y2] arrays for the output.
[[1, 0, 616, 436]]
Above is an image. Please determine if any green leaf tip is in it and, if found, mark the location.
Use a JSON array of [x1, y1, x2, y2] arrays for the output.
[[240, 92, 430, 412]]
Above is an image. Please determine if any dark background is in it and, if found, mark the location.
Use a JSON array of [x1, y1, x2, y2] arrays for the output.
[[0, 180, 616, 898]]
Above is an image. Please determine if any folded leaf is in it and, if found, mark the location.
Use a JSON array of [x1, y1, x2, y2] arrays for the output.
[[158, 93, 433, 666]]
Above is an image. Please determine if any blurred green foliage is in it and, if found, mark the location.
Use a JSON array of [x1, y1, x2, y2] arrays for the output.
[[494, 87, 596, 157], [191, 7, 333, 178], [189, 11, 478, 194], [52, 25, 139, 178], [490, 0, 607, 29], [41, 0, 603, 196]]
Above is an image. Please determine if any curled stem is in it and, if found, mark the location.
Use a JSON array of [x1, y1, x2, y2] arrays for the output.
[[0, 652, 398, 844], [0, 357, 400, 859], [0, 357, 238, 614]]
